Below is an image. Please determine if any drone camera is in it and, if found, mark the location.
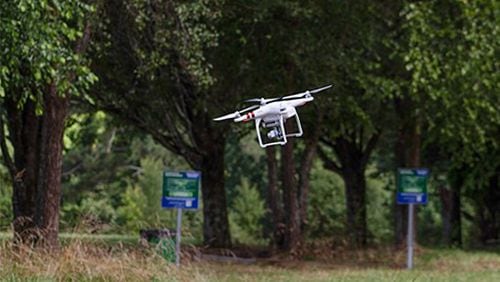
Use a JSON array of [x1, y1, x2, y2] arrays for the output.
[[267, 128, 282, 139]]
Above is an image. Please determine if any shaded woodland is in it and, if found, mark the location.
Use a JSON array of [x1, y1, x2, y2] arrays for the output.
[[0, 0, 498, 253]]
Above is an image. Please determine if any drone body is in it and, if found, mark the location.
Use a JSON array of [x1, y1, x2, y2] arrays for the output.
[[214, 84, 332, 148]]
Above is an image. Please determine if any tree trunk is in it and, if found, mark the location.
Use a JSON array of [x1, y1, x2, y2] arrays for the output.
[[265, 146, 285, 248], [35, 85, 68, 248], [393, 97, 421, 246], [298, 125, 320, 233], [342, 168, 367, 246], [199, 139, 231, 248], [3, 85, 68, 249], [4, 98, 39, 244], [477, 170, 500, 244], [439, 184, 462, 247], [319, 129, 380, 247], [281, 123, 301, 251], [332, 136, 369, 246]]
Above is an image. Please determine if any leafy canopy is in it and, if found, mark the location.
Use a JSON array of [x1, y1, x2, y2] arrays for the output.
[[0, 0, 97, 112]]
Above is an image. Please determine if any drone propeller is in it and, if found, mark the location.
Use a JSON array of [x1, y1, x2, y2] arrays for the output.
[[213, 104, 260, 121], [243, 84, 332, 105], [244, 97, 274, 105], [279, 84, 333, 101]]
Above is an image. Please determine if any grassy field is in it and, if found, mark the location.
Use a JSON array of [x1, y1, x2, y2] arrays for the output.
[[0, 233, 498, 281]]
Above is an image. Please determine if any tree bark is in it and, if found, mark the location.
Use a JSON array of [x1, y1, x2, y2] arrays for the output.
[[281, 123, 301, 251], [298, 121, 321, 233], [393, 96, 421, 246], [2, 84, 68, 249], [439, 184, 462, 247], [4, 98, 39, 244], [342, 168, 367, 246], [476, 170, 500, 244], [265, 146, 285, 249], [35, 84, 68, 248], [198, 138, 231, 248]]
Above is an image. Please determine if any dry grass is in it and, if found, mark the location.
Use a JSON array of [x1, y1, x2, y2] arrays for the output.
[[0, 239, 210, 281], [0, 237, 499, 281]]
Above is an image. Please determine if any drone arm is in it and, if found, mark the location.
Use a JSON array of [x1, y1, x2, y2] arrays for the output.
[[279, 115, 287, 145], [255, 118, 264, 147], [285, 112, 303, 137]]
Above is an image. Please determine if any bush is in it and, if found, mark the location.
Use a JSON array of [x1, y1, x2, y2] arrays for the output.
[[307, 160, 346, 239], [61, 191, 117, 233], [229, 178, 267, 245], [0, 182, 12, 230], [366, 171, 393, 243], [117, 157, 203, 238]]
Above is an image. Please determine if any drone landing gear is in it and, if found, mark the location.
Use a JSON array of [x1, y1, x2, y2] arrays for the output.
[[255, 114, 303, 148]]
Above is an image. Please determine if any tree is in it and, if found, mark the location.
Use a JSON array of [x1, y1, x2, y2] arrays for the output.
[[90, 0, 275, 247], [401, 0, 499, 245], [0, 0, 96, 248], [304, 0, 391, 246], [91, 0, 331, 249]]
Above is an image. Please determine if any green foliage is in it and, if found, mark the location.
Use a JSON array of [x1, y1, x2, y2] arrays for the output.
[[116, 185, 147, 231], [117, 156, 177, 231], [125, 0, 220, 88], [307, 161, 346, 238], [401, 0, 500, 244], [61, 190, 117, 233], [0, 177, 12, 230], [403, 0, 499, 172], [137, 157, 163, 221], [1, 0, 496, 249], [0, 149, 11, 229], [61, 110, 203, 236], [229, 178, 267, 245], [0, 0, 97, 108], [62, 111, 139, 205], [225, 134, 266, 205], [116, 156, 203, 237], [366, 172, 393, 243]]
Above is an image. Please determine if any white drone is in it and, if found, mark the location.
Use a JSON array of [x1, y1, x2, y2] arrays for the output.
[[214, 84, 332, 148]]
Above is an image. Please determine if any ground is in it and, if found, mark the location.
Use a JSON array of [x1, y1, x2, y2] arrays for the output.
[[0, 233, 499, 281]]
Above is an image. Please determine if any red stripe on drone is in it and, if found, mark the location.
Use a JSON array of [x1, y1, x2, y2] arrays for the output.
[[243, 112, 255, 122]]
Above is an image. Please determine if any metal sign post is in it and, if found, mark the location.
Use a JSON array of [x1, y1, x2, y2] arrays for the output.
[[407, 203, 414, 269], [162, 171, 201, 266], [397, 168, 429, 270], [175, 207, 182, 266]]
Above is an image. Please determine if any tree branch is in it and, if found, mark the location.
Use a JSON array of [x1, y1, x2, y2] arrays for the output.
[[76, 22, 92, 54], [360, 129, 381, 167], [317, 146, 342, 174], [320, 136, 336, 149]]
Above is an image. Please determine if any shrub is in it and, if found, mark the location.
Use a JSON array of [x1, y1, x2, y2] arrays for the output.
[[229, 178, 267, 245]]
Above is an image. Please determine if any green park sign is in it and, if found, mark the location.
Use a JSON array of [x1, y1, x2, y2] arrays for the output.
[[397, 168, 429, 204], [162, 171, 201, 209]]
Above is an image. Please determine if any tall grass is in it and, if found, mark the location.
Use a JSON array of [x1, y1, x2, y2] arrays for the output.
[[0, 237, 498, 281], [0, 239, 209, 281]]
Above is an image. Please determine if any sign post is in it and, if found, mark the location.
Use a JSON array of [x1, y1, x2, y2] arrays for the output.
[[175, 207, 182, 267], [397, 168, 429, 270], [162, 171, 201, 266]]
